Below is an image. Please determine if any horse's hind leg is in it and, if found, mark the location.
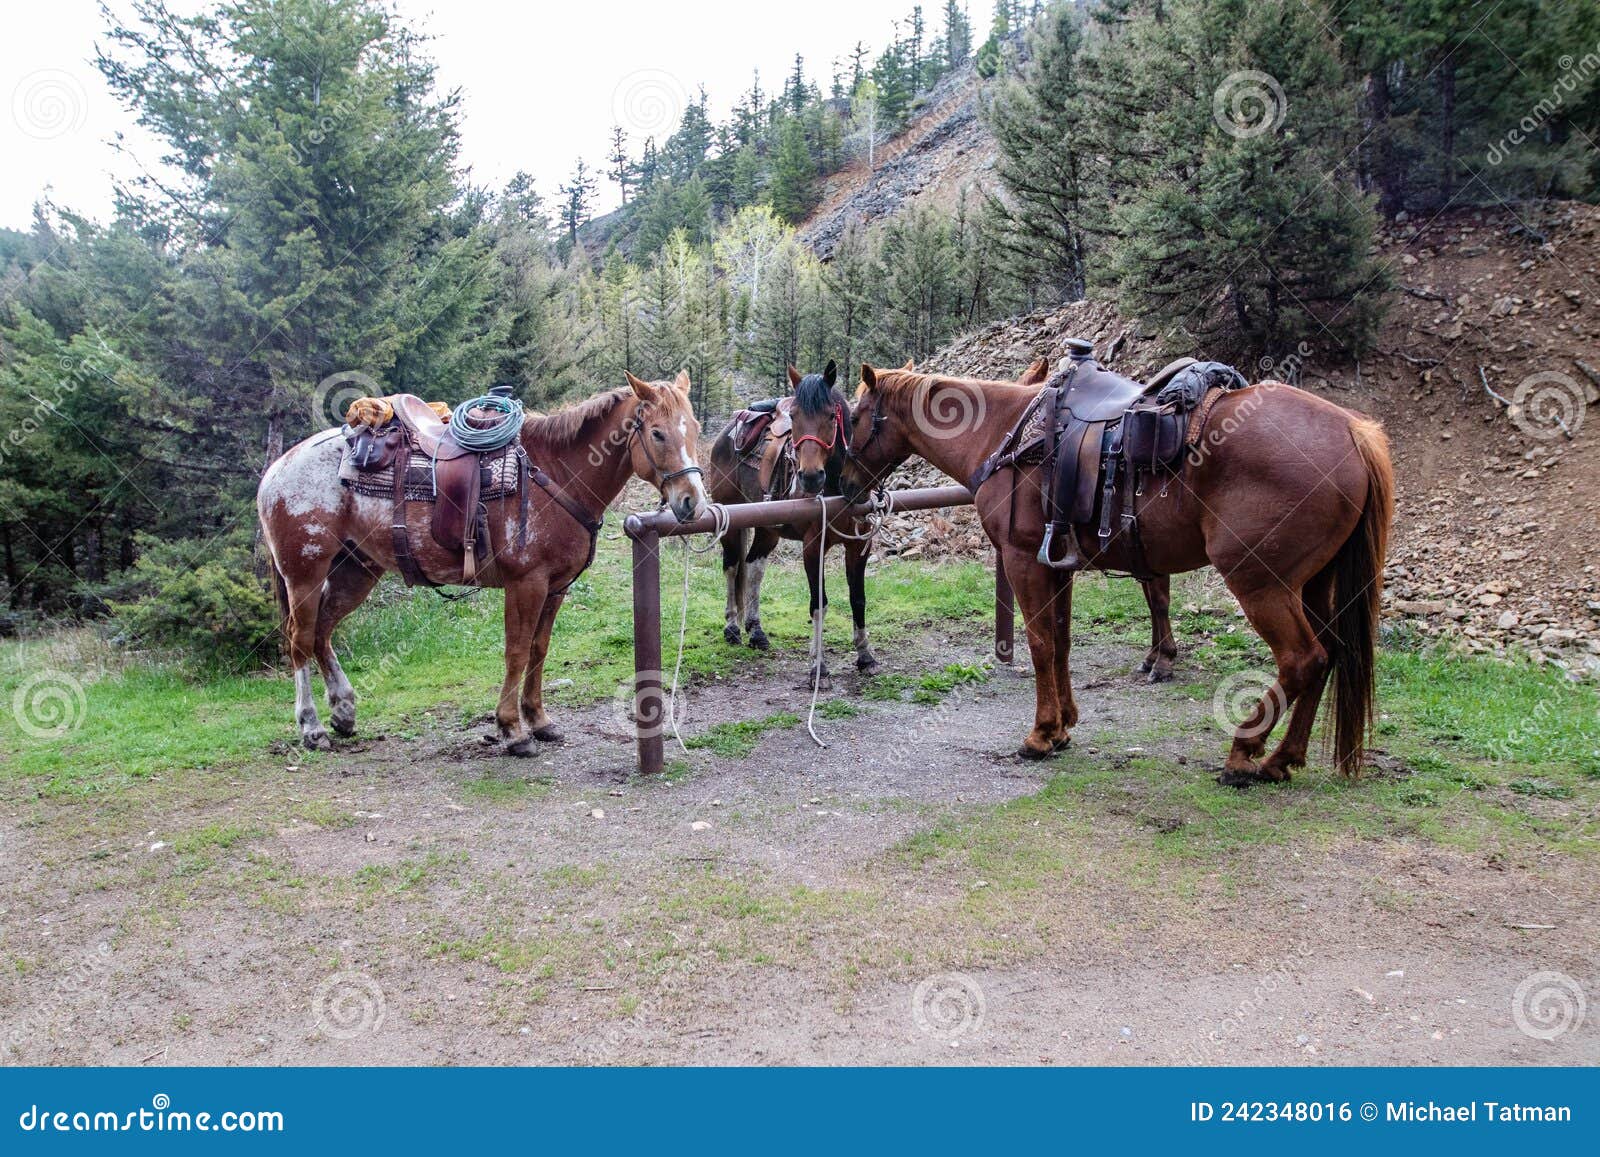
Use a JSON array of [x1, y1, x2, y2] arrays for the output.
[[743, 527, 779, 651], [1139, 576, 1177, 683], [1219, 583, 1326, 787], [498, 578, 547, 754], [722, 529, 748, 645], [315, 548, 383, 737], [844, 534, 878, 674], [279, 563, 334, 751], [1258, 569, 1336, 779]]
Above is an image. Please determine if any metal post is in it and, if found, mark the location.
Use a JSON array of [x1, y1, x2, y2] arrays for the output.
[[627, 520, 664, 776], [994, 546, 1014, 664]]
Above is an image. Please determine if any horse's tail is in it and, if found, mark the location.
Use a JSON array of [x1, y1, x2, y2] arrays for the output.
[[1326, 416, 1393, 776]]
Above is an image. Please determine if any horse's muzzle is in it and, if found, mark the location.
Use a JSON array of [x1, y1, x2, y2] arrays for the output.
[[798, 470, 825, 495]]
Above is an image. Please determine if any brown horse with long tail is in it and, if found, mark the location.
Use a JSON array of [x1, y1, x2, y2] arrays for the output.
[[840, 363, 1393, 785], [257, 372, 706, 753]]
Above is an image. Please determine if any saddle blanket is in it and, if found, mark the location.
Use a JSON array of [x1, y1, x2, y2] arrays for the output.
[[339, 441, 523, 502]]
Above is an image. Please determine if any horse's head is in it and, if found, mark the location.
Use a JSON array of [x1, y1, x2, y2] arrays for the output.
[[841, 360, 916, 503], [623, 369, 706, 523], [786, 360, 845, 496]]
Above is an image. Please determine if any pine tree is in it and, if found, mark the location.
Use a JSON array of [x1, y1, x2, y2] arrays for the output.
[[557, 159, 597, 259], [1106, 0, 1387, 356], [974, 0, 1010, 78], [767, 118, 816, 222], [607, 125, 633, 204], [984, 4, 1096, 303], [943, 0, 973, 69]]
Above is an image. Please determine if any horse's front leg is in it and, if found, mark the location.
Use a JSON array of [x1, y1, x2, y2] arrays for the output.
[[498, 579, 545, 754], [1139, 576, 1177, 683], [1001, 546, 1063, 759], [802, 526, 828, 682], [519, 590, 567, 745], [844, 533, 878, 674]]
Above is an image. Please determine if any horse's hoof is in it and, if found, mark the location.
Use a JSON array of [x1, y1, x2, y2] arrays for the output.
[[1217, 764, 1262, 789], [1051, 737, 1071, 753], [723, 623, 742, 645], [856, 658, 880, 676], [302, 729, 333, 752], [1017, 742, 1054, 761], [507, 738, 536, 757], [531, 724, 564, 744], [329, 712, 357, 738], [1137, 659, 1152, 674], [747, 629, 770, 651], [1146, 668, 1174, 685]]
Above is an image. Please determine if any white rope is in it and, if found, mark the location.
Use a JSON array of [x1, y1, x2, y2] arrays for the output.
[[805, 493, 829, 749], [667, 503, 731, 753]]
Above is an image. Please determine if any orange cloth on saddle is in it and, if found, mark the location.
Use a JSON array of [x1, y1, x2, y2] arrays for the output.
[[344, 397, 452, 428]]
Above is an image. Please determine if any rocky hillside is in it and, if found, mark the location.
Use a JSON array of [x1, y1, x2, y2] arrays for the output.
[[798, 62, 994, 260], [868, 203, 1600, 681]]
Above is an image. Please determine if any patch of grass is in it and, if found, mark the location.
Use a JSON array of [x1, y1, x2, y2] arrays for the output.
[[818, 698, 860, 719], [458, 772, 550, 803], [170, 823, 258, 855], [685, 712, 800, 758]]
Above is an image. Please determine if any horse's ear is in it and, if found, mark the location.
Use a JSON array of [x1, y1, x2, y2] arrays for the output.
[[823, 359, 837, 387], [856, 363, 876, 401], [674, 368, 692, 394], [1019, 356, 1049, 386], [787, 365, 803, 389], [625, 371, 659, 403], [901, 358, 915, 371]]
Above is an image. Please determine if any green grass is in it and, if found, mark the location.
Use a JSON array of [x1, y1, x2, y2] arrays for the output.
[[685, 712, 801, 758], [0, 533, 1001, 794]]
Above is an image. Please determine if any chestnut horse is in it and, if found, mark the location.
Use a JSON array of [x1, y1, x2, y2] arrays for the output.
[[707, 361, 881, 677], [841, 365, 1393, 785], [257, 372, 706, 752]]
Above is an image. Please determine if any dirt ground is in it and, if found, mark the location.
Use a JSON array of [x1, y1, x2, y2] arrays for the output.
[[2, 613, 1595, 1067]]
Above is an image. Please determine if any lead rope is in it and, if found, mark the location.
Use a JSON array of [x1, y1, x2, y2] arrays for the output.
[[806, 494, 829, 749], [667, 502, 731, 753]]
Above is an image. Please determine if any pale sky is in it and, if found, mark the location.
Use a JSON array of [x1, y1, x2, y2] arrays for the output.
[[1, 0, 935, 228]]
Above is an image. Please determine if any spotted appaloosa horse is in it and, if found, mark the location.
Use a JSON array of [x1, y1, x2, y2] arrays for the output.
[[842, 364, 1393, 785], [707, 361, 880, 677], [257, 372, 706, 753]]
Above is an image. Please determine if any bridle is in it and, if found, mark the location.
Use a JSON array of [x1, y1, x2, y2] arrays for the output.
[[791, 401, 848, 458], [843, 390, 887, 469], [628, 401, 704, 488]]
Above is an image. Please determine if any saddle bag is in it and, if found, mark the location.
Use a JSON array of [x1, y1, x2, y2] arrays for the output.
[[346, 423, 403, 471], [1122, 404, 1186, 470]]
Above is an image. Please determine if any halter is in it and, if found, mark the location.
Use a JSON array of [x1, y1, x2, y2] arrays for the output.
[[844, 390, 887, 467], [628, 401, 704, 487], [791, 402, 848, 456]]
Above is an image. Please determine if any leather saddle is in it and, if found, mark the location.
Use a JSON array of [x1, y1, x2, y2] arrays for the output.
[[971, 339, 1247, 577], [729, 397, 796, 498], [342, 390, 525, 587]]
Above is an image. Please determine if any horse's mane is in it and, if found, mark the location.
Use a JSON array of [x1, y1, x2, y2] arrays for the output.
[[794, 373, 838, 415], [523, 387, 631, 448]]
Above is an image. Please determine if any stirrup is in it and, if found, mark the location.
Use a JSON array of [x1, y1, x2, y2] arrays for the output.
[[1036, 523, 1083, 571]]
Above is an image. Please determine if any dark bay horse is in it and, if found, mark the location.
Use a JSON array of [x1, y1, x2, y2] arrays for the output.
[[257, 372, 706, 752], [707, 361, 880, 677], [841, 364, 1393, 785]]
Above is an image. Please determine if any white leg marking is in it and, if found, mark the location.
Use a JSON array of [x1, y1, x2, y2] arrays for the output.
[[744, 556, 768, 629]]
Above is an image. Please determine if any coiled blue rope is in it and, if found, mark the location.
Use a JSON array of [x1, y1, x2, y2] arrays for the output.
[[449, 393, 524, 452]]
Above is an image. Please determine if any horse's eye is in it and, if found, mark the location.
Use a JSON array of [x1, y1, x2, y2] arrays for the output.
[[651, 429, 666, 443]]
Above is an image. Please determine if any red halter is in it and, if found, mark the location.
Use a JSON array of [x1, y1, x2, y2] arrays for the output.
[[791, 402, 847, 455]]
